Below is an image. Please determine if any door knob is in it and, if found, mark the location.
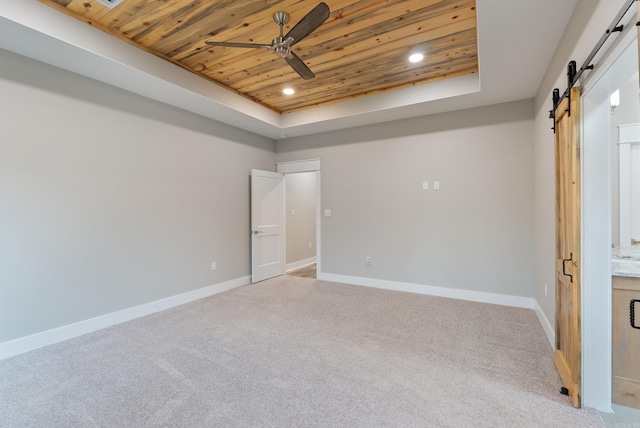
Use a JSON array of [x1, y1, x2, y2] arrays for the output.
[[253, 230, 263, 235]]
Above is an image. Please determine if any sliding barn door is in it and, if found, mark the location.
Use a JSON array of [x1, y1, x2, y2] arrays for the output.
[[554, 86, 582, 408]]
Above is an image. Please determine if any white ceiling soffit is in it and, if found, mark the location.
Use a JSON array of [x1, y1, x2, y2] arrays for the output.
[[0, 0, 577, 140]]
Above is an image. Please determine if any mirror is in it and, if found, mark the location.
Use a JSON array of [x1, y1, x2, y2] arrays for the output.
[[612, 71, 640, 251]]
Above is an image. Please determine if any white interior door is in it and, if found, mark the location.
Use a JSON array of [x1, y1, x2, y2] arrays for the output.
[[251, 169, 285, 283]]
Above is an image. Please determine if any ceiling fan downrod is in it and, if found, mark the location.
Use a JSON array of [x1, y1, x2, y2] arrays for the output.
[[272, 11, 294, 58]]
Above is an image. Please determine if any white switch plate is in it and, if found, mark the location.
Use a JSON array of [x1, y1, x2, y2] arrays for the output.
[[434, 181, 440, 190], [211, 262, 217, 271], [291, 209, 296, 216], [422, 181, 429, 190], [324, 209, 332, 217]]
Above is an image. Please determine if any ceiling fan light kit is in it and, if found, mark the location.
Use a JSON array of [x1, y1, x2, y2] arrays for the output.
[[205, 2, 330, 80]]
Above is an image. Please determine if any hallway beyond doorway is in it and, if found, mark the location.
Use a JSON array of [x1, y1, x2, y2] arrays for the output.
[[287, 263, 316, 279]]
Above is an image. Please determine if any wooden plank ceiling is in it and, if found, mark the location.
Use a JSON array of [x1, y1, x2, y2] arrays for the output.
[[40, 0, 478, 114]]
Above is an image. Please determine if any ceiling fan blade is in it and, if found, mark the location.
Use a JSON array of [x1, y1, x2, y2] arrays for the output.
[[285, 52, 315, 80], [205, 41, 271, 49], [285, 2, 330, 46]]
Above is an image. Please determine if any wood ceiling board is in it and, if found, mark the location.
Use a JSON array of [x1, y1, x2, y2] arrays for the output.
[[235, 26, 477, 110], [211, 13, 477, 101], [212, 6, 476, 80], [147, 3, 276, 55], [243, 45, 478, 109], [39, 0, 478, 114], [276, 60, 478, 113]]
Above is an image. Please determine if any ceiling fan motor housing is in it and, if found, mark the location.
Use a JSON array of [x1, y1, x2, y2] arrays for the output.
[[274, 44, 291, 58], [273, 12, 290, 26]]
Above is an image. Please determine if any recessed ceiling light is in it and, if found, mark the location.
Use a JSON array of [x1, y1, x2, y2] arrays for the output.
[[409, 53, 424, 63], [96, 0, 125, 8], [283, 88, 295, 95]]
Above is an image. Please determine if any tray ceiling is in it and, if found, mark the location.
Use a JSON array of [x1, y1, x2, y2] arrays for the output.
[[39, 0, 478, 114]]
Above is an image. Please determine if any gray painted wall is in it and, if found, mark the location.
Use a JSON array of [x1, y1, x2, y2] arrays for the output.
[[9, 0, 619, 348], [0, 49, 276, 343], [285, 172, 317, 266], [277, 100, 535, 298]]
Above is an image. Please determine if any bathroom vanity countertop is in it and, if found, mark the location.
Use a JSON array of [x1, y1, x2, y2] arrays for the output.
[[612, 247, 640, 277], [612, 261, 640, 278]]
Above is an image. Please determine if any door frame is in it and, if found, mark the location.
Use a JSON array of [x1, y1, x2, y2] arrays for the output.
[[277, 159, 322, 276], [581, 22, 638, 411]]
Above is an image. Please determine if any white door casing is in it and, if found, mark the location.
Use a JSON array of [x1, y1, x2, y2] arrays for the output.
[[251, 169, 285, 283]]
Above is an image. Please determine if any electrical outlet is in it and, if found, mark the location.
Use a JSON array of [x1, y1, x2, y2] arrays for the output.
[[309, 242, 312, 249], [366, 257, 372, 266], [211, 262, 217, 271]]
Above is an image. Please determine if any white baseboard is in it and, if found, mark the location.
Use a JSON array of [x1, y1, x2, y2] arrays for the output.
[[0, 276, 250, 361], [318, 272, 536, 309], [286, 257, 316, 273], [534, 300, 555, 349]]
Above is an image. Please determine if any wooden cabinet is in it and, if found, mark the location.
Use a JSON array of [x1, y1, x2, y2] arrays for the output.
[[613, 275, 640, 409]]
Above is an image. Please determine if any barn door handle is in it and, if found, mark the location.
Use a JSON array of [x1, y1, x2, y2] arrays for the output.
[[631, 299, 640, 330], [562, 253, 573, 283]]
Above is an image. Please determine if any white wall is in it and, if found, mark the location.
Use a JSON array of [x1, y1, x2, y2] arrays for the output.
[[0, 49, 276, 344], [285, 172, 317, 268], [532, 0, 628, 333], [277, 100, 535, 300], [532, 0, 631, 410]]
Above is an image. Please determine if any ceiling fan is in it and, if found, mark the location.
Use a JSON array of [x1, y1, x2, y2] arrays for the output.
[[205, 2, 330, 80]]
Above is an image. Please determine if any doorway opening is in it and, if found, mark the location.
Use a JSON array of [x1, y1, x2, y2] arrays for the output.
[[285, 171, 317, 279], [277, 159, 321, 280], [581, 24, 638, 411]]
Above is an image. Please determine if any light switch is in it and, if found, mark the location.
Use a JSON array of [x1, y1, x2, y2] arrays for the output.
[[324, 209, 332, 217], [422, 181, 429, 190], [434, 181, 440, 190], [291, 209, 296, 216]]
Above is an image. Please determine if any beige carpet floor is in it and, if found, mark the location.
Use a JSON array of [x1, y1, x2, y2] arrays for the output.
[[0, 275, 604, 427]]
